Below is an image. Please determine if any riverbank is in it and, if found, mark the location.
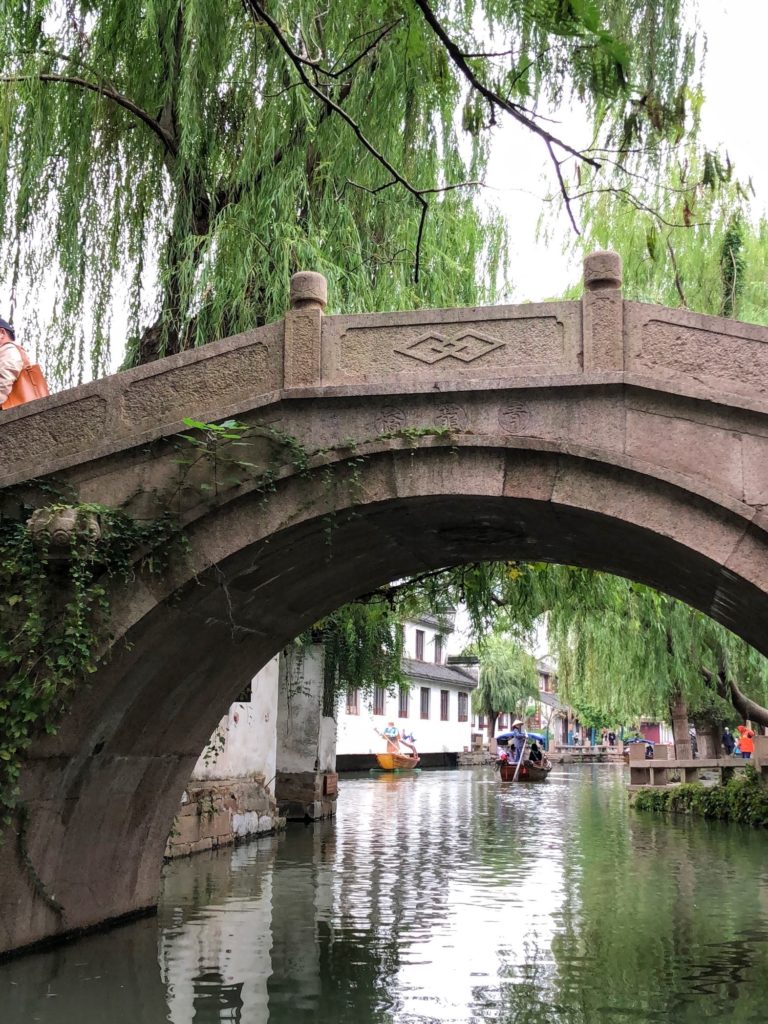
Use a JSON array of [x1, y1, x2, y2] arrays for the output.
[[630, 765, 768, 827]]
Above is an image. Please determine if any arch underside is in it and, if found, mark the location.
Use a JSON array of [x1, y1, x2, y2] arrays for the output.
[[4, 442, 768, 955]]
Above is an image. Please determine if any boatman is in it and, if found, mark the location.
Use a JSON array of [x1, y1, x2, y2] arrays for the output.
[[510, 719, 526, 762], [382, 721, 401, 753]]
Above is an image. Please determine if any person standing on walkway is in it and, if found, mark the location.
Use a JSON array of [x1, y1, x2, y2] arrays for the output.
[[0, 317, 49, 409], [722, 727, 735, 756], [0, 318, 24, 406], [736, 722, 755, 759]]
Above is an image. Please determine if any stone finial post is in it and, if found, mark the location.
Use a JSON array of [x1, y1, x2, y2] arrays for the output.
[[289, 271, 327, 311], [284, 268, 329, 387], [582, 250, 623, 371], [284, 271, 328, 388]]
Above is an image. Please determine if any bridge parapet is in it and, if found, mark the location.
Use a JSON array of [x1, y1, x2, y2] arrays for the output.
[[2, 250, 768, 489]]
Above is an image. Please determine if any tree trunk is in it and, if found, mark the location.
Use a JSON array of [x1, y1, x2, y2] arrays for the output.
[[487, 711, 498, 743], [669, 693, 692, 759], [721, 676, 768, 728]]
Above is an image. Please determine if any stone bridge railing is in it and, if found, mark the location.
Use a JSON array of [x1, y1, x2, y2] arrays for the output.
[[3, 251, 768, 488]]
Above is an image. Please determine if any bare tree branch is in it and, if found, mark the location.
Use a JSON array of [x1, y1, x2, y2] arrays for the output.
[[665, 237, 688, 306], [244, 0, 483, 282], [0, 73, 178, 159], [547, 141, 580, 234], [412, 1, 601, 167]]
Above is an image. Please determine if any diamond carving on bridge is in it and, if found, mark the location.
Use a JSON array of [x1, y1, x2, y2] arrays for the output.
[[395, 331, 505, 364]]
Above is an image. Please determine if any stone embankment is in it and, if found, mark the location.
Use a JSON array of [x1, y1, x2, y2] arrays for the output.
[[165, 778, 284, 859]]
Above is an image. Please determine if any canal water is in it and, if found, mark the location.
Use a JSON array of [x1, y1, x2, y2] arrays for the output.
[[4, 764, 768, 1023]]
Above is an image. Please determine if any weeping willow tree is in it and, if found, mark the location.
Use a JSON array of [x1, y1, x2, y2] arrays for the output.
[[560, 138, 768, 323], [539, 569, 768, 753], [0, 0, 700, 385], [314, 602, 406, 716], [338, 561, 768, 749], [468, 631, 539, 741]]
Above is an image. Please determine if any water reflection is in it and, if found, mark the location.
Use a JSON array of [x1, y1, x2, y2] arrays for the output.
[[3, 766, 768, 1023]]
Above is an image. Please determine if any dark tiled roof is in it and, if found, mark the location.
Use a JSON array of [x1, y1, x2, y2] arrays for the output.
[[402, 658, 478, 689], [538, 689, 567, 710]]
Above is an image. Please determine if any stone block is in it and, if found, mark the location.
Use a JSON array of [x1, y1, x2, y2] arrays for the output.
[[210, 811, 232, 838], [322, 301, 581, 384], [502, 451, 558, 502], [625, 407, 743, 496], [176, 813, 202, 845], [625, 301, 768, 400], [742, 433, 768, 505], [284, 309, 322, 387]]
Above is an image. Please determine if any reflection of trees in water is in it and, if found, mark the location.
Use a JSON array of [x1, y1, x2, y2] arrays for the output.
[[484, 769, 768, 1023], [7, 769, 768, 1024]]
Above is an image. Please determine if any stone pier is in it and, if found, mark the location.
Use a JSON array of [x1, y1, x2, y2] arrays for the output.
[[275, 647, 338, 821]]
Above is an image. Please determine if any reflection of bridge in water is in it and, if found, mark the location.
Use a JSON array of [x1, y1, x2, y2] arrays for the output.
[[6, 769, 768, 1022], [5, 251, 768, 954]]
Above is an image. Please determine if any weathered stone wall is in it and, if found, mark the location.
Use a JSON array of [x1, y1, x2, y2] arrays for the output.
[[165, 778, 284, 859]]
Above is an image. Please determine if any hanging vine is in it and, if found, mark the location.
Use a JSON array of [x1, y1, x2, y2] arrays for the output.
[[0, 496, 183, 829], [0, 416, 460, 829]]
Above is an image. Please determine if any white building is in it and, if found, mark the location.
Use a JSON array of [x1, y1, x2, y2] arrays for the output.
[[336, 614, 478, 768]]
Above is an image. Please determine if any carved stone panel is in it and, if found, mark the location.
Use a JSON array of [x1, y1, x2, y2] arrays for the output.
[[122, 336, 280, 428], [394, 331, 504, 364], [625, 303, 768, 401], [324, 302, 581, 383], [0, 395, 108, 480]]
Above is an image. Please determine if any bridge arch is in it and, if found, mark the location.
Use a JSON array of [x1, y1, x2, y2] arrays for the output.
[[3, 252, 768, 954]]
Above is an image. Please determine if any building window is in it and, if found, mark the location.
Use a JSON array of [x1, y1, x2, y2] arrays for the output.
[[498, 713, 506, 730], [346, 688, 360, 715], [398, 687, 410, 718], [415, 629, 425, 660], [434, 635, 443, 664], [478, 714, 486, 730], [458, 692, 469, 722], [420, 687, 430, 719], [440, 690, 449, 721], [373, 686, 386, 716]]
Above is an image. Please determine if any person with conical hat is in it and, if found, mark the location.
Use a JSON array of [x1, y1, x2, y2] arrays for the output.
[[509, 719, 526, 762]]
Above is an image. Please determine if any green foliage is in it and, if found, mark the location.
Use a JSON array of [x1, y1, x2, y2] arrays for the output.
[[318, 603, 406, 717], [563, 139, 768, 326], [0, 0, 697, 380], [633, 766, 768, 828], [469, 631, 539, 731], [362, 561, 768, 728], [720, 213, 747, 318], [0, 498, 182, 829]]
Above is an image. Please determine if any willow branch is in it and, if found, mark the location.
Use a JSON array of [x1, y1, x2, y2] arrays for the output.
[[328, 18, 404, 77], [246, 0, 480, 282], [665, 237, 687, 306], [563, 186, 706, 229], [412, 0, 601, 177], [0, 73, 178, 159]]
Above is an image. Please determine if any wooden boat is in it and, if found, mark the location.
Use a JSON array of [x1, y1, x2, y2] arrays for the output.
[[498, 758, 551, 782], [375, 751, 421, 771]]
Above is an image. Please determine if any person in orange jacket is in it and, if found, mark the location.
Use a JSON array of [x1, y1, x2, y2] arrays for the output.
[[0, 318, 23, 405], [736, 722, 755, 759]]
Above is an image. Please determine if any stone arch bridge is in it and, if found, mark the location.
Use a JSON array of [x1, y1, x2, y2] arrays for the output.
[[3, 251, 768, 955]]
